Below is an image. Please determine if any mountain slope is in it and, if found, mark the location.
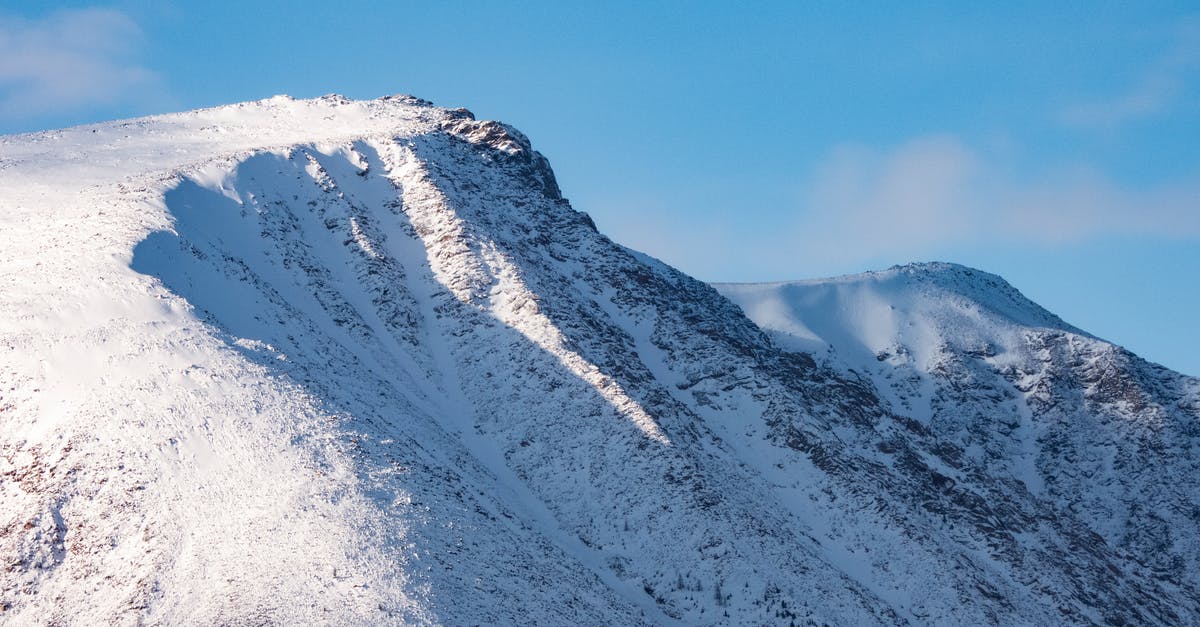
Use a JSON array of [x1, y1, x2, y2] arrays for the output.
[[2, 96, 1197, 625], [718, 264, 1200, 610]]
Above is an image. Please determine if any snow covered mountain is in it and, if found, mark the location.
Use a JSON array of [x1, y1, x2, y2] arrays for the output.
[[718, 265, 1200, 616], [1, 95, 1197, 625]]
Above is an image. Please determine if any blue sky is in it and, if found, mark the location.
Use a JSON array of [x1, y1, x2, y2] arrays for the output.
[[2, 2, 1198, 375]]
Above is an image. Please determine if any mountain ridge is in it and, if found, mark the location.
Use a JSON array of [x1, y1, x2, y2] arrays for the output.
[[716, 261, 1088, 338], [2, 95, 1197, 625]]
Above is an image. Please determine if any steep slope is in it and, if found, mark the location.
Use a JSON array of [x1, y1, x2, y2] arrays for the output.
[[719, 264, 1200, 611], [1, 95, 650, 625], [2, 96, 1197, 625]]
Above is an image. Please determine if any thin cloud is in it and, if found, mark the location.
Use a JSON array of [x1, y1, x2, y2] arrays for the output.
[[789, 136, 1200, 267], [1060, 73, 1181, 128], [801, 136, 982, 252], [1060, 18, 1200, 129], [596, 134, 1200, 280], [0, 8, 165, 122]]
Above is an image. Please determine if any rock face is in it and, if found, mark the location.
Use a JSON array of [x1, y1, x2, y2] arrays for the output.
[[1, 95, 1197, 625]]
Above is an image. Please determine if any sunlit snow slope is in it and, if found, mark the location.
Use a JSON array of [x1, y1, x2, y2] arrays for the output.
[[2, 96, 1198, 625], [718, 265, 1200, 619]]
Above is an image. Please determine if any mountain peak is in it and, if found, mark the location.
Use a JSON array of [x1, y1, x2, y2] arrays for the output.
[[882, 261, 1085, 335], [3, 96, 1198, 625], [734, 260, 1083, 337], [715, 260, 1089, 370], [0, 94, 567, 201], [883, 260, 988, 278]]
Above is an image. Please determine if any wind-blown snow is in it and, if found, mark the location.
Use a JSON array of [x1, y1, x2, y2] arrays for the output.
[[2, 95, 1198, 625], [719, 265, 1200, 618]]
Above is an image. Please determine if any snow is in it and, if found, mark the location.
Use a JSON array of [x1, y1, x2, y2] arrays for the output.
[[0, 95, 648, 624], [3, 96, 1198, 625], [717, 263, 1200, 622]]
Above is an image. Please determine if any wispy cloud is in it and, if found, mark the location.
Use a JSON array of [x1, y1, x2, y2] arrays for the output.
[[604, 134, 1200, 280], [1060, 18, 1200, 128], [0, 8, 165, 122], [800, 136, 982, 251], [788, 135, 1200, 266]]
